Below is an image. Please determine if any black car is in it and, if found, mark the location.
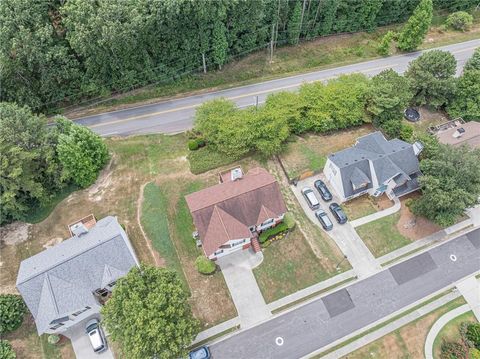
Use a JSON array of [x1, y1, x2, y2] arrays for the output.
[[329, 202, 348, 224], [314, 180, 333, 202], [315, 209, 333, 231]]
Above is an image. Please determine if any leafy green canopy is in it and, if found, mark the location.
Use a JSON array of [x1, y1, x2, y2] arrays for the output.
[[397, 0, 433, 51], [0, 294, 27, 335], [411, 144, 480, 226], [0, 103, 109, 225], [101, 265, 199, 359], [405, 50, 457, 108], [0, 340, 16, 359]]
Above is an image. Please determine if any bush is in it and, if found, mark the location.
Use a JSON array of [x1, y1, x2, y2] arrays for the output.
[[0, 295, 27, 335], [470, 348, 480, 359], [0, 340, 16, 359], [188, 139, 199, 151], [467, 323, 480, 349], [446, 11, 473, 31], [48, 335, 60, 345], [259, 222, 288, 243], [283, 213, 296, 230], [377, 31, 395, 56], [440, 341, 468, 359], [195, 256, 216, 275]]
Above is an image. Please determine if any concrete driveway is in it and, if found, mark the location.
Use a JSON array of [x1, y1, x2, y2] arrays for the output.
[[64, 315, 114, 359], [292, 174, 381, 279], [217, 248, 271, 328]]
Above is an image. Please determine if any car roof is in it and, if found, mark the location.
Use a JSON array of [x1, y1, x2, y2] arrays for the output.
[[88, 329, 103, 350], [302, 187, 313, 193]]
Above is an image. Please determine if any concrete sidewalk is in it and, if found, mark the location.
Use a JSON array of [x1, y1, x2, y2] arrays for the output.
[[456, 276, 480, 321], [350, 197, 400, 228], [217, 249, 271, 328], [424, 304, 471, 359]]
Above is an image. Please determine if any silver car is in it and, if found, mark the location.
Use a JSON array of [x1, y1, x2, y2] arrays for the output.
[[86, 318, 107, 354]]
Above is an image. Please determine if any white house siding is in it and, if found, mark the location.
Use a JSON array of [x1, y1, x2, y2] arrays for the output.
[[324, 159, 346, 201], [256, 214, 285, 232], [209, 237, 252, 260]]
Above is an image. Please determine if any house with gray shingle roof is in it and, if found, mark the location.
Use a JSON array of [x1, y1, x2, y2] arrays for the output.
[[323, 132, 423, 202], [16, 216, 139, 335]]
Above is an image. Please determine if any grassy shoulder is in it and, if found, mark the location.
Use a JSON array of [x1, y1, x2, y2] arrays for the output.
[[339, 296, 467, 359], [432, 311, 477, 358], [67, 10, 480, 118], [356, 213, 412, 258]]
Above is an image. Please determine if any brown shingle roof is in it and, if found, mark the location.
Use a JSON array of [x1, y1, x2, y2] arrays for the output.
[[186, 168, 287, 256]]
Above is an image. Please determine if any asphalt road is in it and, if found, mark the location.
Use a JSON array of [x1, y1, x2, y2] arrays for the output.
[[209, 228, 480, 359], [74, 39, 480, 137]]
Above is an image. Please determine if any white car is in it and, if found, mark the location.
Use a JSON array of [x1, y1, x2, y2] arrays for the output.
[[86, 318, 107, 354]]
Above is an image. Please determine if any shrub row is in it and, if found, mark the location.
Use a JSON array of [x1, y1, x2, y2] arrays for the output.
[[259, 222, 289, 244]]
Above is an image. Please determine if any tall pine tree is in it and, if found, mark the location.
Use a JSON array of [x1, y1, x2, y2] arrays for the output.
[[287, 1, 302, 45]]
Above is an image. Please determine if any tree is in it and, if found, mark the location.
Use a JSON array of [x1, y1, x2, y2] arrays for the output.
[[467, 323, 480, 349], [405, 50, 457, 108], [287, 1, 302, 45], [377, 31, 395, 56], [0, 340, 16, 359], [212, 20, 228, 70], [0, 103, 63, 224], [448, 68, 480, 120], [0, 294, 27, 335], [411, 145, 480, 226], [55, 118, 109, 188], [264, 91, 306, 134], [367, 69, 413, 125], [195, 256, 216, 274], [250, 107, 291, 157], [446, 11, 474, 31], [101, 265, 199, 359], [397, 0, 433, 51], [464, 48, 480, 72]]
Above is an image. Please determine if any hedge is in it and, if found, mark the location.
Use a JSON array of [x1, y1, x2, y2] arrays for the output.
[[259, 222, 289, 243], [195, 256, 216, 275], [0, 295, 27, 335]]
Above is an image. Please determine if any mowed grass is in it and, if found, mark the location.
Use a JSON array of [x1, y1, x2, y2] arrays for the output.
[[342, 196, 379, 221], [254, 227, 339, 303], [343, 296, 467, 359], [432, 311, 477, 358], [141, 182, 188, 290], [356, 213, 412, 257], [4, 315, 75, 359]]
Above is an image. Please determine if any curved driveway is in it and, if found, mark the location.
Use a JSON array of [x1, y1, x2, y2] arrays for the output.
[[73, 39, 480, 137]]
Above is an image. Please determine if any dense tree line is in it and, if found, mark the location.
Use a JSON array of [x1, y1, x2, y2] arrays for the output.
[[0, 103, 109, 225], [1, 0, 477, 111]]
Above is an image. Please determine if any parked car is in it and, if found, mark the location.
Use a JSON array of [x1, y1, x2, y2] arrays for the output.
[[314, 180, 333, 202], [329, 203, 348, 224], [315, 209, 333, 231], [301, 187, 320, 210], [85, 318, 107, 354], [189, 346, 211, 359]]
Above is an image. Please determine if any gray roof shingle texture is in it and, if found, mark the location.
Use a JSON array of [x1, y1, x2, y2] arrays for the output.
[[328, 132, 420, 198], [16, 216, 138, 334]]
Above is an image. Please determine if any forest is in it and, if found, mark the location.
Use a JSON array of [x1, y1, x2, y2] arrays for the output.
[[1, 0, 477, 112]]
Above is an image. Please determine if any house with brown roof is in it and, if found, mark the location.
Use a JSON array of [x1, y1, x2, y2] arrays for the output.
[[185, 167, 287, 260]]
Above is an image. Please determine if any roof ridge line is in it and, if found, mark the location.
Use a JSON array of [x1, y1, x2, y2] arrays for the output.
[[17, 234, 120, 285], [214, 206, 232, 242], [44, 274, 60, 315], [190, 180, 277, 212]]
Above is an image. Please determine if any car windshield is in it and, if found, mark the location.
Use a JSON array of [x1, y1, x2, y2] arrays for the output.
[[322, 215, 333, 226], [190, 348, 208, 359]]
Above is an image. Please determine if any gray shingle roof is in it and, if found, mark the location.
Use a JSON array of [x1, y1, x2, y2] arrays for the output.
[[328, 132, 421, 198], [16, 216, 138, 334]]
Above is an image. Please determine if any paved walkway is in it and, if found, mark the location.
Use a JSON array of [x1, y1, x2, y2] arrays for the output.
[[291, 175, 381, 279], [424, 304, 471, 359], [350, 197, 400, 228], [456, 276, 480, 321], [322, 291, 462, 359], [217, 248, 271, 328], [192, 317, 241, 345]]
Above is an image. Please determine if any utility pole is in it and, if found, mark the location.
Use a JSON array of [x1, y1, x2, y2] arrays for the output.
[[202, 53, 207, 74]]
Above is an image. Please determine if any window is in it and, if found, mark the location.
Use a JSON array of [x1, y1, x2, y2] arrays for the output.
[[49, 323, 64, 330], [262, 219, 274, 227], [72, 306, 91, 317]]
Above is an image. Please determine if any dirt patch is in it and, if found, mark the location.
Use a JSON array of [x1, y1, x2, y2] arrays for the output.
[[88, 156, 114, 202], [0, 222, 31, 246], [42, 237, 64, 249], [396, 193, 442, 240]]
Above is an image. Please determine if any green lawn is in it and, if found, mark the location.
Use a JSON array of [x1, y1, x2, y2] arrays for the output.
[[342, 196, 379, 221], [254, 227, 342, 303], [356, 213, 412, 257], [432, 311, 477, 358], [141, 182, 188, 290]]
